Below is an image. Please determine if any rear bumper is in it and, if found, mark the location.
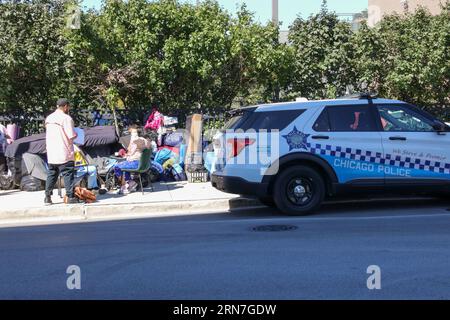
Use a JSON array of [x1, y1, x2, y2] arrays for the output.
[[211, 174, 269, 198]]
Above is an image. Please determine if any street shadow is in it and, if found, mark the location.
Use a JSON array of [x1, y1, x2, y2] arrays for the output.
[[0, 190, 20, 197], [225, 195, 450, 219], [95, 183, 171, 200], [319, 196, 449, 216], [161, 181, 187, 191]]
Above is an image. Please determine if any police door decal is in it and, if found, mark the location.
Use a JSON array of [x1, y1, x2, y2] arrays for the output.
[[282, 127, 450, 183]]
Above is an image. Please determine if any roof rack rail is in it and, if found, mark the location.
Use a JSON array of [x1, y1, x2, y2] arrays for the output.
[[337, 92, 378, 100]]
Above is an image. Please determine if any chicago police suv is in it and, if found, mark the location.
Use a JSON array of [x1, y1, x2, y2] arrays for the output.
[[211, 94, 450, 215]]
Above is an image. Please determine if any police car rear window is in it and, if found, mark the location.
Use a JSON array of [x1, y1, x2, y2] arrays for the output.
[[237, 109, 306, 131], [224, 108, 256, 130]]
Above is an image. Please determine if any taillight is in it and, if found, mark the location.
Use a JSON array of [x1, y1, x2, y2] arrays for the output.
[[227, 138, 256, 158]]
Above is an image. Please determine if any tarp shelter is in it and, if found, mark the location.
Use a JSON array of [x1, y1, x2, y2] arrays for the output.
[[4, 126, 121, 187], [22, 153, 47, 181], [5, 125, 119, 159]]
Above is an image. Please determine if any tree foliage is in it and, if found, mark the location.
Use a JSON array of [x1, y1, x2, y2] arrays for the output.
[[288, 2, 356, 99], [0, 0, 449, 132], [353, 5, 450, 116], [0, 0, 68, 117]]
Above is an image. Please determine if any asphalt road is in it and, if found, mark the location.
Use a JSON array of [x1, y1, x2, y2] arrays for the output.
[[1, 197, 450, 300]]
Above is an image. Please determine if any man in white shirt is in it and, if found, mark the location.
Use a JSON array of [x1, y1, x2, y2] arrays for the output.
[[44, 98, 78, 205]]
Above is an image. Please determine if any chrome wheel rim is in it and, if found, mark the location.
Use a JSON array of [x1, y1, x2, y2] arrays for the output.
[[286, 177, 314, 206]]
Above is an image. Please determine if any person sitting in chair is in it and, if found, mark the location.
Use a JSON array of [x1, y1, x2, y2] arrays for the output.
[[74, 145, 100, 191], [114, 125, 150, 194]]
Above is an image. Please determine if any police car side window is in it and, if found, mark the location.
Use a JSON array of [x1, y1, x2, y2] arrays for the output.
[[241, 110, 306, 131], [313, 109, 331, 132], [377, 105, 434, 132], [326, 105, 376, 132]]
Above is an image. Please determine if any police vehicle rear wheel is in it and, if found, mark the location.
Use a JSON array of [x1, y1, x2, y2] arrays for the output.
[[273, 165, 325, 216]]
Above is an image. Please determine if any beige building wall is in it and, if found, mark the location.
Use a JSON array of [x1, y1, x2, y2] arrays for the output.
[[368, 0, 444, 26]]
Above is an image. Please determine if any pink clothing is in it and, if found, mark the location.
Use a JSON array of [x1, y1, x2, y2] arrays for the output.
[[0, 124, 7, 154], [6, 123, 18, 144], [144, 109, 164, 131], [45, 109, 77, 164]]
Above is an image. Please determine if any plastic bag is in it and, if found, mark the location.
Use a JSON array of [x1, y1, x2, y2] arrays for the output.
[[20, 175, 44, 192]]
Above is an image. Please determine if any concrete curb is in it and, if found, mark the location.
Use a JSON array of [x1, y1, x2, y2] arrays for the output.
[[0, 205, 85, 221], [85, 197, 262, 217], [0, 195, 438, 227], [0, 197, 264, 226]]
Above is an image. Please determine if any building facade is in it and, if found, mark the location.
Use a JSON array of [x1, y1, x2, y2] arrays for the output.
[[368, 0, 444, 26]]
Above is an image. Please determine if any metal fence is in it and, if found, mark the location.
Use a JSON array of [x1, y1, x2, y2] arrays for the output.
[[0, 115, 45, 137], [1, 103, 448, 138]]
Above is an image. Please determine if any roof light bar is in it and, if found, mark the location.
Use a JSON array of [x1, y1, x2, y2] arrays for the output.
[[337, 92, 378, 100]]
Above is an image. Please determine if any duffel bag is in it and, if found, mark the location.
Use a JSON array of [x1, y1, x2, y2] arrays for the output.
[[163, 131, 184, 147]]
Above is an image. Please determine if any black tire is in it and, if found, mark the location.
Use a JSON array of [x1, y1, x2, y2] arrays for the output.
[[104, 169, 119, 191], [258, 196, 276, 207], [273, 165, 325, 216]]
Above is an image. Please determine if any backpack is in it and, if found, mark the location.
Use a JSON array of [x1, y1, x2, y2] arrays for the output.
[[171, 163, 187, 181], [150, 161, 164, 174], [154, 148, 175, 165]]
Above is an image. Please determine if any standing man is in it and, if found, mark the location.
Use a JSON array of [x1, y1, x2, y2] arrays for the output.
[[44, 98, 78, 205]]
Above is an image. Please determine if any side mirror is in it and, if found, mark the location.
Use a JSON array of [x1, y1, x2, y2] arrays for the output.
[[432, 120, 446, 133]]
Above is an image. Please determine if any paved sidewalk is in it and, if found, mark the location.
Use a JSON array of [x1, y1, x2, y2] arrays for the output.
[[0, 182, 262, 226]]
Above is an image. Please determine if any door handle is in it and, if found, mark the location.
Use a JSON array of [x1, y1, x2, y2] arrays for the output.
[[389, 136, 407, 141], [311, 135, 330, 140]]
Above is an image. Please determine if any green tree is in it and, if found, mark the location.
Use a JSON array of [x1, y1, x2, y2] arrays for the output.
[[353, 4, 450, 117], [288, 1, 356, 100], [0, 0, 69, 119]]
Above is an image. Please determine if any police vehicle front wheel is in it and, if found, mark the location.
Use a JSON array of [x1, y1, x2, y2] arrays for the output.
[[273, 165, 325, 216]]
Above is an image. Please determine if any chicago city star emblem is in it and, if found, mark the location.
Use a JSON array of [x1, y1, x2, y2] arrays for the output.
[[283, 126, 310, 151]]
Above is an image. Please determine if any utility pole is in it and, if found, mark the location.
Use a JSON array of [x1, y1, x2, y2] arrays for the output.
[[272, 0, 279, 26], [272, 0, 280, 102]]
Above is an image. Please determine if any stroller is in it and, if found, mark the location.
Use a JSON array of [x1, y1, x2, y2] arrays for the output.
[[101, 154, 156, 193]]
